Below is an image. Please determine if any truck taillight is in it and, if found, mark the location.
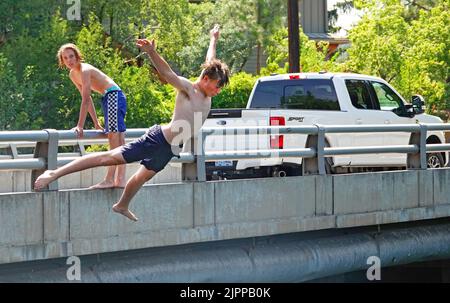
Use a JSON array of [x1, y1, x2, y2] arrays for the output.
[[270, 116, 285, 149]]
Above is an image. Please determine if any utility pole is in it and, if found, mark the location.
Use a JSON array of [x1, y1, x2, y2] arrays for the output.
[[287, 0, 300, 73]]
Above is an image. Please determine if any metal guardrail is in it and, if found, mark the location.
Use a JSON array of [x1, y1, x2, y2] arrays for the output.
[[0, 128, 194, 190], [1, 123, 450, 187], [197, 123, 450, 181]]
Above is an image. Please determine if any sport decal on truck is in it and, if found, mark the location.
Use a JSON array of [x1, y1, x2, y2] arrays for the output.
[[288, 117, 304, 122]]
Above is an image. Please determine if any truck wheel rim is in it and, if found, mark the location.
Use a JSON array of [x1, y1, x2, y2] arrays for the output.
[[427, 155, 442, 168]]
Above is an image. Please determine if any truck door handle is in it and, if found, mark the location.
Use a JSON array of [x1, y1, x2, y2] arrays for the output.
[[217, 120, 227, 126], [356, 119, 362, 124], [384, 120, 391, 124]]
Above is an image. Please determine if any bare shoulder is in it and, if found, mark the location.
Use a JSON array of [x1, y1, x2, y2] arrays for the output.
[[69, 68, 80, 82], [80, 63, 94, 73], [178, 76, 195, 94], [178, 76, 194, 88]]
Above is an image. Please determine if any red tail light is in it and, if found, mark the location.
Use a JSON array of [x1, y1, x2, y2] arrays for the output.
[[289, 74, 300, 80], [270, 116, 285, 149]]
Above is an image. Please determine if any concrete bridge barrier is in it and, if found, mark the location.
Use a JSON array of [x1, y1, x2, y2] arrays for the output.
[[0, 162, 182, 193], [1, 169, 450, 265]]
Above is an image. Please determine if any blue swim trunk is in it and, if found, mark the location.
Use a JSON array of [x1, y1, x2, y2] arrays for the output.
[[101, 87, 127, 133], [121, 125, 178, 172]]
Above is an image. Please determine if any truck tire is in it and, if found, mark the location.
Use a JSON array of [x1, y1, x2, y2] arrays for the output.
[[325, 157, 335, 174], [325, 140, 335, 174], [427, 153, 444, 168]]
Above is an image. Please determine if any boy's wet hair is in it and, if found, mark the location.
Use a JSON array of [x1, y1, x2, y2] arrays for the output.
[[57, 43, 83, 68], [200, 59, 230, 88]]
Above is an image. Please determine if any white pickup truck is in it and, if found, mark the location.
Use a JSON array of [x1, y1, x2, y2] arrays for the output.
[[202, 72, 446, 180]]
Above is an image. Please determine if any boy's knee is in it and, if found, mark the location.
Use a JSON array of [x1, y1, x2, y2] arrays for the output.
[[135, 174, 150, 184], [135, 170, 154, 183]]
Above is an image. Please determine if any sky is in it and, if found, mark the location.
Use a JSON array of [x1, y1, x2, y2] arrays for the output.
[[327, 0, 362, 36]]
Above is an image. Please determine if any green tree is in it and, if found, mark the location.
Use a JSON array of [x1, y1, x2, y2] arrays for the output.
[[348, 0, 449, 111], [178, 0, 286, 76], [346, 2, 407, 81], [1, 12, 74, 130], [328, 0, 354, 33], [212, 72, 258, 109], [263, 27, 344, 75], [0, 54, 26, 130], [138, 0, 197, 73], [0, 0, 61, 44], [402, 2, 450, 111]]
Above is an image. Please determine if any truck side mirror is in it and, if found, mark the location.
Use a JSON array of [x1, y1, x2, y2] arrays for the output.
[[403, 104, 415, 118], [411, 94, 425, 114]]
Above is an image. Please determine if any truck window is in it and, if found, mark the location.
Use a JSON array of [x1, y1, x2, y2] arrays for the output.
[[281, 79, 340, 110], [345, 80, 376, 110], [250, 81, 282, 108], [370, 81, 404, 110]]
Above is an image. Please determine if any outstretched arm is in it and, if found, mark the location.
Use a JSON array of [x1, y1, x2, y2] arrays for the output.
[[206, 24, 220, 63], [136, 38, 192, 94]]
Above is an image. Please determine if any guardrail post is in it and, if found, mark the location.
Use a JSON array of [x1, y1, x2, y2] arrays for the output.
[[181, 138, 197, 181], [6, 143, 18, 159], [303, 125, 326, 175], [303, 126, 318, 175], [407, 124, 427, 170], [316, 125, 326, 175], [77, 142, 86, 156], [31, 129, 59, 190], [196, 130, 207, 182]]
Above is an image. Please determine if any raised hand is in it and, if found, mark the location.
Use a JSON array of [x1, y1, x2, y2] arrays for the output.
[[136, 38, 156, 53], [210, 24, 220, 41]]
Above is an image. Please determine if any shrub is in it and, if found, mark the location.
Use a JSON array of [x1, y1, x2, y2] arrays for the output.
[[212, 72, 257, 109]]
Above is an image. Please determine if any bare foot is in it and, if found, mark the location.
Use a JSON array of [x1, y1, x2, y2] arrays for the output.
[[89, 180, 115, 189], [112, 204, 138, 222], [114, 181, 126, 188], [34, 170, 57, 190]]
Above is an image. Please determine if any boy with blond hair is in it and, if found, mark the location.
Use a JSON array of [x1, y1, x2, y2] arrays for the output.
[[57, 43, 127, 188]]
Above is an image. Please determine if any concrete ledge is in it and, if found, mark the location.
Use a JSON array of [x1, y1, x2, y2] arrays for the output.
[[214, 177, 316, 224], [68, 183, 194, 239], [337, 205, 450, 228], [419, 170, 433, 207], [0, 171, 32, 193], [0, 162, 182, 193], [433, 168, 450, 205], [70, 226, 217, 256], [0, 192, 43, 246], [333, 170, 419, 215], [1, 170, 450, 265], [316, 175, 333, 215], [216, 215, 336, 240]]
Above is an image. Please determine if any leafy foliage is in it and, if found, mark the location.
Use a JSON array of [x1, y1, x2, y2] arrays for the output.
[[212, 73, 258, 109], [263, 27, 345, 75], [349, 0, 449, 111], [0, 0, 448, 130]]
